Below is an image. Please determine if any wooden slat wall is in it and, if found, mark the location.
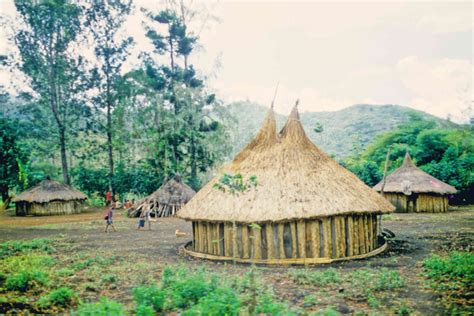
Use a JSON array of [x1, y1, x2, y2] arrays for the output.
[[346, 217, 354, 256], [322, 218, 332, 258], [242, 225, 250, 259], [297, 220, 306, 258], [266, 224, 274, 259], [192, 216, 378, 260], [224, 223, 232, 257]]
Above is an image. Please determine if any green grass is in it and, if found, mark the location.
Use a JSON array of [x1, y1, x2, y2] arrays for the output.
[[0, 238, 55, 257], [422, 251, 474, 313], [290, 268, 340, 286], [289, 267, 404, 311], [131, 266, 292, 315], [72, 298, 125, 316], [37, 287, 77, 308]]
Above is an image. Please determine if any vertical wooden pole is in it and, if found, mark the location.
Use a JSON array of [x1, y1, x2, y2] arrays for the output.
[[309, 221, 320, 258], [322, 218, 332, 258], [207, 223, 213, 254], [253, 227, 262, 259], [367, 215, 373, 251], [290, 222, 298, 258], [232, 221, 238, 259], [352, 216, 359, 255], [224, 223, 232, 257], [297, 220, 306, 258], [278, 223, 285, 259], [358, 216, 366, 254], [216, 224, 221, 255], [266, 224, 275, 259], [242, 225, 250, 259], [347, 217, 354, 256], [335, 217, 346, 258]]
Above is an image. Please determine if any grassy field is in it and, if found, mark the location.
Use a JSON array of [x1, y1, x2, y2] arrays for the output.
[[0, 207, 472, 315]]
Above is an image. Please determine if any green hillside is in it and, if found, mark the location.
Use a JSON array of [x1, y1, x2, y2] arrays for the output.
[[226, 102, 453, 159]]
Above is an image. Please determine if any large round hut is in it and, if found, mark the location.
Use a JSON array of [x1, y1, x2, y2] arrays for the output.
[[130, 175, 196, 218], [13, 179, 87, 216], [373, 152, 456, 213], [178, 104, 395, 264]]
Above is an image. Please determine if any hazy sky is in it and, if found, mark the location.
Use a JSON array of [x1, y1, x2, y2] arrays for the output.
[[1, 1, 472, 122]]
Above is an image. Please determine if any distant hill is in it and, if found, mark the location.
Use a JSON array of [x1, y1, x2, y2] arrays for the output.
[[226, 102, 453, 159]]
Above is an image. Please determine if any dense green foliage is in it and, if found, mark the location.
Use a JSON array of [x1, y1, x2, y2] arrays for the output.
[[130, 266, 291, 315], [0, 116, 27, 207], [1, 1, 472, 207], [1, 0, 230, 201], [423, 251, 474, 314], [344, 114, 474, 203], [72, 298, 125, 316]]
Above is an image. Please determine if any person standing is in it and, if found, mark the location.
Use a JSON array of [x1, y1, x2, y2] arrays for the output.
[[104, 205, 116, 233], [145, 208, 152, 231], [105, 191, 112, 206], [137, 210, 146, 230]]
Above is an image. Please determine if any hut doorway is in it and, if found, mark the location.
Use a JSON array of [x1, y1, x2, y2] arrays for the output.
[[406, 194, 417, 213]]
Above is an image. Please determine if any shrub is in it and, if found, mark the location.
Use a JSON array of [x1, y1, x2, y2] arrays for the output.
[[57, 268, 75, 277], [290, 268, 340, 286], [183, 287, 240, 316], [133, 285, 165, 312], [0, 238, 55, 257], [37, 287, 76, 308], [423, 251, 474, 282], [255, 292, 290, 315], [422, 251, 474, 313], [374, 268, 404, 290], [5, 270, 48, 291], [71, 297, 125, 316], [135, 304, 155, 316], [101, 273, 118, 283]]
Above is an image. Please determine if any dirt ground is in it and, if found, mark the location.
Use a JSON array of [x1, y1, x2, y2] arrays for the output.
[[0, 206, 472, 314]]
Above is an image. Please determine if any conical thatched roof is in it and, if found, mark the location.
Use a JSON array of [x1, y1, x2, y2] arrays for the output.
[[146, 174, 196, 206], [13, 179, 87, 203], [178, 104, 394, 223], [129, 174, 196, 217], [373, 152, 456, 195]]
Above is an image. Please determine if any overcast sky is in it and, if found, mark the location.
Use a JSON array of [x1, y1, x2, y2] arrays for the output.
[[1, 1, 472, 122]]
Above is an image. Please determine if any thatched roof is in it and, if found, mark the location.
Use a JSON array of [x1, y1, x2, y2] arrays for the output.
[[373, 152, 456, 195], [129, 175, 196, 217], [13, 179, 87, 203], [178, 104, 394, 223], [144, 174, 196, 207]]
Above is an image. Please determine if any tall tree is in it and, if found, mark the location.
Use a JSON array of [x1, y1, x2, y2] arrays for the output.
[[13, 0, 85, 184], [87, 0, 133, 195]]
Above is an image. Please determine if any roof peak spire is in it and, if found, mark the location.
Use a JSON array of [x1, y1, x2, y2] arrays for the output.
[[402, 151, 415, 167], [270, 82, 279, 109]]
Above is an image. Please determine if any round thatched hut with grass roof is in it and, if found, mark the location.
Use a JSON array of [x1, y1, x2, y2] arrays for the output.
[[178, 103, 395, 264], [129, 174, 196, 218], [373, 152, 456, 213], [13, 179, 87, 216]]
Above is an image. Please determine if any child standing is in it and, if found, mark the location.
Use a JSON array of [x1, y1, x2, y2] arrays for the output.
[[137, 210, 146, 230], [104, 205, 116, 233]]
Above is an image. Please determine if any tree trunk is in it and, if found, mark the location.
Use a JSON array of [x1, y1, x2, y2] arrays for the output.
[[107, 102, 114, 196], [0, 185, 10, 211], [190, 133, 197, 184], [380, 146, 392, 197], [59, 126, 70, 184]]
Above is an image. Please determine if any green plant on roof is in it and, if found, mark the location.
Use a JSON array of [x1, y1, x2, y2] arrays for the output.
[[213, 173, 258, 196]]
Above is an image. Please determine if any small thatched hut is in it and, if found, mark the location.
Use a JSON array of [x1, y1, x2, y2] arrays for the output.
[[178, 103, 395, 264], [13, 179, 87, 216], [373, 152, 456, 213], [130, 175, 196, 218]]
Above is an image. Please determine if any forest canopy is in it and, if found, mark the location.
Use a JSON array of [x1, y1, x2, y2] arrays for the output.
[[0, 0, 473, 208]]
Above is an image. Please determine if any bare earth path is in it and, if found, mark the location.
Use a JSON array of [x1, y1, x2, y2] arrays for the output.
[[0, 207, 472, 314]]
